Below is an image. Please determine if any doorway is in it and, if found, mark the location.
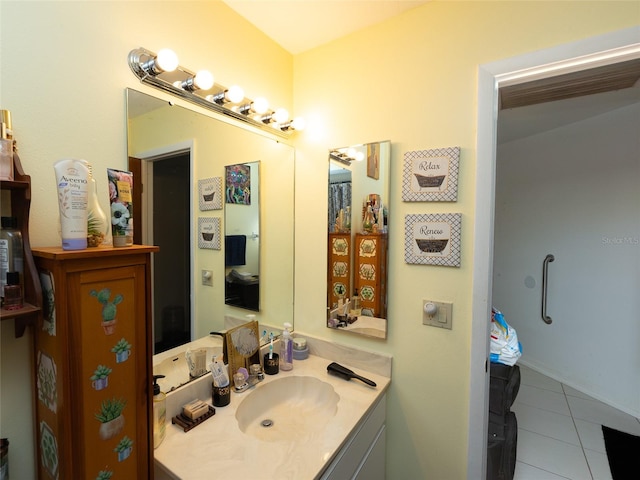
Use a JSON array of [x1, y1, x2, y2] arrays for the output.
[[468, 27, 640, 479], [130, 148, 192, 354]]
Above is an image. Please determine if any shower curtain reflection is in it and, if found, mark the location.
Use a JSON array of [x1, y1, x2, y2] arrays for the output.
[[328, 182, 352, 233]]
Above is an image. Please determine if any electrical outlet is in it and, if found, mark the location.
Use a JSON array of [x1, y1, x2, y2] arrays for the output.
[[422, 300, 453, 330], [202, 270, 213, 286]]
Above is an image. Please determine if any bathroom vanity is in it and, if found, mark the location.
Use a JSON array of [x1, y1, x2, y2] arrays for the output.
[[154, 338, 391, 479]]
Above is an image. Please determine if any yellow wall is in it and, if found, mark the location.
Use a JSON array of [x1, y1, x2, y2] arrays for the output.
[[292, 2, 637, 478], [1, 0, 637, 478]]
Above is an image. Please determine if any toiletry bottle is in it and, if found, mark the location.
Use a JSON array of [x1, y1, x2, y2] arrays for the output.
[[3, 272, 22, 310], [0, 216, 23, 299], [350, 289, 362, 316], [152, 375, 166, 448], [280, 323, 293, 371]]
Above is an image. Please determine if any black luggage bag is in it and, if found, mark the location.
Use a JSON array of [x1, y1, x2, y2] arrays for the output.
[[489, 362, 521, 415], [487, 411, 518, 480]]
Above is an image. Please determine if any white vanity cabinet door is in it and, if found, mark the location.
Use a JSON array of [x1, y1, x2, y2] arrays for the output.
[[354, 423, 386, 480], [320, 394, 387, 480]]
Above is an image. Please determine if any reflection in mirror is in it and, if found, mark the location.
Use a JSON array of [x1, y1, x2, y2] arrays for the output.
[[225, 161, 260, 311], [327, 141, 390, 339], [126, 89, 294, 390]]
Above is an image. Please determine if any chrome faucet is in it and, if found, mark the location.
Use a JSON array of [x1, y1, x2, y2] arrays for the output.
[[233, 363, 264, 393]]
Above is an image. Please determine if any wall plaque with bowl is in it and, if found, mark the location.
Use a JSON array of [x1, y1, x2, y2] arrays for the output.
[[402, 146, 460, 202], [198, 177, 222, 210], [198, 217, 221, 249], [404, 213, 462, 267]]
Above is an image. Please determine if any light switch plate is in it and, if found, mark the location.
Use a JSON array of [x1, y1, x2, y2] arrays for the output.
[[422, 300, 453, 330]]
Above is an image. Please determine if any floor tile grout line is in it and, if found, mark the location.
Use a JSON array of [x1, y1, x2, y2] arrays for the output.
[[515, 458, 574, 480], [562, 383, 596, 480]]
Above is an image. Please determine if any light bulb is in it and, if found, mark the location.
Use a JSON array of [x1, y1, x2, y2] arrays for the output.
[[273, 108, 289, 123], [155, 49, 179, 72], [226, 85, 245, 103], [347, 148, 357, 158], [194, 70, 214, 90], [291, 117, 306, 131], [355, 151, 365, 162], [252, 97, 269, 114]]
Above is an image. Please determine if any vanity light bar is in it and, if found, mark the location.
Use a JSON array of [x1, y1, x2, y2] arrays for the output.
[[128, 47, 303, 137]]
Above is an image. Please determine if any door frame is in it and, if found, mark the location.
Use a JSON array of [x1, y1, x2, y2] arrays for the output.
[[131, 140, 195, 347], [468, 26, 640, 479]]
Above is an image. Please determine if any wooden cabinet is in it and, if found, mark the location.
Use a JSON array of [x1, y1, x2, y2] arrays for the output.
[[354, 233, 388, 319], [32, 245, 158, 480], [328, 232, 352, 309], [0, 151, 43, 337]]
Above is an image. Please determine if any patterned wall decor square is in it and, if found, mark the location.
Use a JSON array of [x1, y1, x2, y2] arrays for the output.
[[405, 213, 462, 267], [402, 147, 460, 202], [198, 177, 222, 210], [198, 217, 221, 249]]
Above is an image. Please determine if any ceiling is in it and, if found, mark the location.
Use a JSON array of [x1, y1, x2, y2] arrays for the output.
[[220, 1, 639, 142], [221, 0, 430, 54]]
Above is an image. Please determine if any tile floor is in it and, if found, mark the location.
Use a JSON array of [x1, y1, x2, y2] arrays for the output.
[[512, 365, 640, 480]]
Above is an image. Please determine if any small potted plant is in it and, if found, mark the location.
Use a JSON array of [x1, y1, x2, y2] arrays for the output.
[[90, 288, 123, 335], [90, 365, 112, 390], [95, 397, 126, 440], [111, 338, 132, 363], [95, 470, 113, 480], [114, 436, 134, 462]]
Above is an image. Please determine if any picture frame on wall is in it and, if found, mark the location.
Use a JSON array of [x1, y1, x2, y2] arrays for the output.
[[367, 142, 380, 180], [404, 213, 461, 267], [402, 146, 460, 202], [225, 164, 252, 205], [198, 177, 222, 210], [198, 217, 221, 249]]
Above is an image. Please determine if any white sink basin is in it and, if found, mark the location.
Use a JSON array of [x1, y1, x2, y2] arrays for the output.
[[235, 375, 339, 442]]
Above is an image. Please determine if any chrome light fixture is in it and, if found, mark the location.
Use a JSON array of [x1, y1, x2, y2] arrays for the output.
[[128, 47, 303, 137], [180, 70, 215, 92]]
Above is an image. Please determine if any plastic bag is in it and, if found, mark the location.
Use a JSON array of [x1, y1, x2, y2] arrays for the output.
[[490, 308, 522, 366]]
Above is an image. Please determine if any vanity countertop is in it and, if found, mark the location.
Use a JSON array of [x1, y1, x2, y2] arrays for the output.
[[154, 353, 390, 479]]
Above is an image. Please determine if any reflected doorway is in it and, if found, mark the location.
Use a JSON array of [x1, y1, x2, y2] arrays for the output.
[[130, 151, 191, 354]]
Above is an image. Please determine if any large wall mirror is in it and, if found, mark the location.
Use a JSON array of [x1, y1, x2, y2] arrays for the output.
[[327, 141, 390, 339], [126, 89, 294, 360]]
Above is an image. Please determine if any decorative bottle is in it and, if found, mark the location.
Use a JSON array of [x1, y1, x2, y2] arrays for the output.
[[81, 160, 109, 247], [362, 203, 375, 233]]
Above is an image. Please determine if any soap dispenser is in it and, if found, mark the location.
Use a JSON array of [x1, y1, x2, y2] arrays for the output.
[[280, 323, 293, 371], [152, 375, 166, 448]]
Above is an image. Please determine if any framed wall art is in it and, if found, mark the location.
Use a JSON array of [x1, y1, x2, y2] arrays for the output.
[[198, 177, 222, 210], [402, 146, 460, 202], [404, 213, 461, 267], [198, 217, 221, 249], [225, 164, 252, 205]]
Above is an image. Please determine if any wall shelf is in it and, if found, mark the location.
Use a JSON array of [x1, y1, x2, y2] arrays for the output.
[[0, 150, 43, 337]]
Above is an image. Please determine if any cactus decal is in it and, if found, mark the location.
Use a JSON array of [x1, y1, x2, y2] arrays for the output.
[[95, 397, 126, 440], [90, 288, 123, 335], [90, 365, 112, 391], [111, 338, 132, 363], [114, 436, 134, 462]]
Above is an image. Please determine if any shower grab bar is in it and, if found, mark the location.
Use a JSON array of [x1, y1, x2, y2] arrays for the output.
[[541, 254, 555, 324]]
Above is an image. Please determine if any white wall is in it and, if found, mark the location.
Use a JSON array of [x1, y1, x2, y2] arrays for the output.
[[493, 102, 640, 416]]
